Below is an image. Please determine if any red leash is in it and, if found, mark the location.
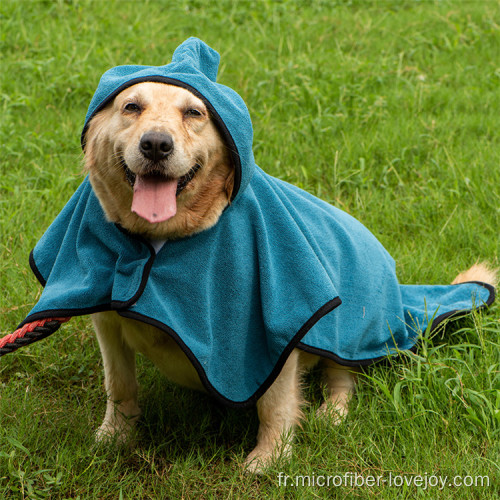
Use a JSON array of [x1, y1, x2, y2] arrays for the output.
[[0, 317, 71, 357]]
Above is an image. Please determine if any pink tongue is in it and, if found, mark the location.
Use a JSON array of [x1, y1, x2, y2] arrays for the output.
[[131, 175, 178, 223]]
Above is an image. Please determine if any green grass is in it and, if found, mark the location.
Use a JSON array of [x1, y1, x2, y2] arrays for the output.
[[1, 0, 499, 498]]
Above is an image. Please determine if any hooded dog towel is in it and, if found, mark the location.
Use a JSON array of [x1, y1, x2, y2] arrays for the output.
[[23, 38, 495, 407]]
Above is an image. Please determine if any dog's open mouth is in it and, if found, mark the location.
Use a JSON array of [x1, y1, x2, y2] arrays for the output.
[[121, 160, 201, 223]]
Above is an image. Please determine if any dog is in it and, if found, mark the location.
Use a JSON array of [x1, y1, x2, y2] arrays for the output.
[[82, 80, 497, 473]]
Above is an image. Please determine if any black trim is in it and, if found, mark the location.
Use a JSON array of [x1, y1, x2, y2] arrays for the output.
[[117, 297, 342, 409], [80, 76, 242, 201], [297, 343, 387, 367], [298, 281, 496, 367], [110, 231, 156, 309], [18, 304, 111, 329], [20, 277, 494, 403], [29, 249, 46, 287], [25, 229, 157, 324], [427, 281, 495, 331]]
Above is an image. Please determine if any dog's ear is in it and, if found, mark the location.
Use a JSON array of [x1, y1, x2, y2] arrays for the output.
[[82, 110, 110, 173]]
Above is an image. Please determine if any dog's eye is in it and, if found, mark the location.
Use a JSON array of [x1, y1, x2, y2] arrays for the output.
[[185, 108, 203, 117], [124, 102, 141, 113]]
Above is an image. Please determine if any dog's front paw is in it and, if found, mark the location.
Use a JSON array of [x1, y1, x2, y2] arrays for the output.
[[95, 422, 129, 445], [95, 415, 138, 445], [243, 441, 292, 474], [243, 448, 274, 474], [96, 399, 141, 444]]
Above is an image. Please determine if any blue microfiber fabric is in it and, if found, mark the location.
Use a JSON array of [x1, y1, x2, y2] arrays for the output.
[[23, 38, 495, 407]]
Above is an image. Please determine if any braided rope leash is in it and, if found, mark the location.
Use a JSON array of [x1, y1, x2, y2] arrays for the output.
[[0, 317, 71, 357]]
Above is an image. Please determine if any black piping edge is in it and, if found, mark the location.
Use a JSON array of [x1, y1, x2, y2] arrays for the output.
[[29, 249, 46, 287], [297, 343, 389, 368], [26, 235, 156, 319], [117, 296, 342, 409], [110, 232, 156, 310], [17, 282, 494, 399], [16, 269, 164, 328], [80, 76, 242, 201], [298, 280, 496, 368], [18, 304, 111, 329], [426, 281, 495, 332]]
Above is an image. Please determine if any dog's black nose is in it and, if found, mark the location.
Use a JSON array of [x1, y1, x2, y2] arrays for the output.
[[139, 132, 174, 161]]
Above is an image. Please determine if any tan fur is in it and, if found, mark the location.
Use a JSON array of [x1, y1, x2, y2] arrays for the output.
[[86, 82, 496, 474], [452, 262, 498, 287], [84, 82, 233, 240]]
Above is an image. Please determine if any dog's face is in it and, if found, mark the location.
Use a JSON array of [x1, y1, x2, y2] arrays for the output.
[[84, 82, 234, 240]]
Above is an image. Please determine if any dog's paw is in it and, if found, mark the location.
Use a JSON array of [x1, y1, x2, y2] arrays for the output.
[[95, 420, 135, 445], [95, 401, 141, 445], [243, 441, 292, 475], [243, 449, 274, 475], [315, 400, 348, 425]]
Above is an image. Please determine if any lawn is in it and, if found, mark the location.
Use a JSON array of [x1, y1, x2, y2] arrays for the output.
[[1, 0, 499, 498]]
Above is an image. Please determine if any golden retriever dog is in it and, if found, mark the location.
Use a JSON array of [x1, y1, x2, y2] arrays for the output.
[[84, 81, 497, 473]]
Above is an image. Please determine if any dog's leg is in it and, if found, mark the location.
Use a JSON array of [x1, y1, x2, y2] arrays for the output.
[[317, 359, 359, 423], [92, 312, 141, 443], [244, 349, 303, 474]]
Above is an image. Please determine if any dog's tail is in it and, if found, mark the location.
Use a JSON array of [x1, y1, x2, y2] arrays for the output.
[[451, 262, 498, 288]]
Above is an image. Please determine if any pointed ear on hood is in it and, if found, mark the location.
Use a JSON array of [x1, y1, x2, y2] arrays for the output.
[[171, 37, 220, 82]]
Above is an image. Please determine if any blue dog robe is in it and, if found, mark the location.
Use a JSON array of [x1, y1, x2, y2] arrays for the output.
[[23, 38, 495, 407]]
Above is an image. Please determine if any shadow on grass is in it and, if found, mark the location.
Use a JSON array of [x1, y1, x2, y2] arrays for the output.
[[132, 369, 260, 463]]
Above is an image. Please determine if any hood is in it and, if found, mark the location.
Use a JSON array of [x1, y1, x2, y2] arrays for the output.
[[81, 37, 255, 202]]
